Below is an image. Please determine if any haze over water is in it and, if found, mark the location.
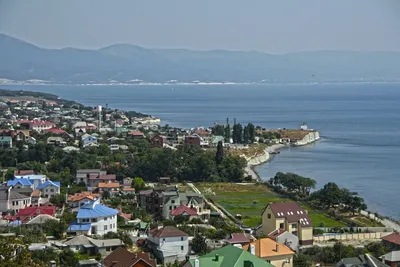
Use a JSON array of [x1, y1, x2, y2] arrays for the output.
[[4, 83, 400, 218]]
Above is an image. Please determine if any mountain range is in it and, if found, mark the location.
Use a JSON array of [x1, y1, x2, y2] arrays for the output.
[[1, 33, 400, 84]]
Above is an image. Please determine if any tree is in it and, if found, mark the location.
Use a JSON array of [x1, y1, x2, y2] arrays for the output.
[[191, 234, 208, 255], [5, 168, 15, 180], [49, 194, 66, 207], [247, 123, 256, 143], [59, 248, 79, 267], [132, 177, 145, 191], [293, 253, 313, 267], [243, 125, 250, 144], [215, 141, 224, 165]]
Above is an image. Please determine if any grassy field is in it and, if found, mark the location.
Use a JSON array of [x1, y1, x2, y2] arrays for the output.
[[196, 182, 346, 228]]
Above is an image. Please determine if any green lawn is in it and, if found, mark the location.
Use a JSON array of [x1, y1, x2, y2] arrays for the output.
[[196, 183, 345, 228]]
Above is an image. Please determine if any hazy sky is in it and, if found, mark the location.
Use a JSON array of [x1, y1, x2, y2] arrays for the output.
[[1, 0, 400, 53]]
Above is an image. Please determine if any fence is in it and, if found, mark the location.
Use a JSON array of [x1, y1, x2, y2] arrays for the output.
[[314, 232, 392, 242]]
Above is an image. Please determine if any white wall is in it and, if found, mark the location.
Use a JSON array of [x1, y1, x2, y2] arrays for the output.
[[41, 185, 60, 198], [78, 215, 117, 236], [149, 235, 189, 259]]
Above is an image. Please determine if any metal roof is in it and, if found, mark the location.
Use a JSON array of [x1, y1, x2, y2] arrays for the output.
[[76, 200, 118, 219], [67, 222, 91, 231], [36, 180, 61, 189], [7, 178, 32, 186]]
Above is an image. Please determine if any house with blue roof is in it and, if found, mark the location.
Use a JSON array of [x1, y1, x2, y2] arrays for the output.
[[36, 180, 61, 198], [7, 178, 33, 189], [82, 134, 98, 148], [67, 199, 118, 236], [14, 175, 46, 190]]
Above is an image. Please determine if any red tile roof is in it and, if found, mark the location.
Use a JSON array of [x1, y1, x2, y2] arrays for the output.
[[266, 202, 312, 227], [30, 121, 55, 126], [170, 204, 198, 216], [44, 128, 66, 134], [104, 247, 156, 267], [227, 233, 252, 244], [98, 182, 120, 188], [128, 130, 144, 136], [382, 233, 400, 246], [149, 226, 188, 238], [14, 170, 34, 176], [16, 206, 56, 217]]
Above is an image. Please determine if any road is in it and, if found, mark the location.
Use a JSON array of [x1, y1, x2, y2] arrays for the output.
[[187, 183, 226, 219]]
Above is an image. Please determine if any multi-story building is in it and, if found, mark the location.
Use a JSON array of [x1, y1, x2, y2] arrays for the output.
[[36, 180, 61, 198], [0, 186, 32, 213], [67, 191, 99, 208], [139, 187, 210, 221], [29, 121, 56, 132], [148, 226, 189, 264], [75, 169, 106, 185], [257, 202, 313, 245], [67, 199, 118, 236], [14, 174, 46, 190]]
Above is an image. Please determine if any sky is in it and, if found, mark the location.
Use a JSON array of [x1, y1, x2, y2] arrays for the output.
[[1, 0, 400, 54]]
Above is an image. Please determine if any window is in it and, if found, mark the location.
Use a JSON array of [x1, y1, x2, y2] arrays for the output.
[[181, 246, 184, 251], [45, 189, 48, 192], [106, 247, 111, 252], [171, 200, 175, 204], [110, 224, 112, 229], [163, 238, 165, 242], [104, 217, 107, 221], [169, 206, 172, 210], [181, 237, 183, 241], [266, 260, 271, 263], [92, 218, 97, 222], [267, 213, 271, 219], [279, 223, 284, 229], [292, 223, 297, 229], [50, 189, 54, 192], [104, 225, 107, 230]]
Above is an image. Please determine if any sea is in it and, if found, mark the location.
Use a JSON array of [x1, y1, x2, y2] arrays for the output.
[[3, 83, 400, 218]]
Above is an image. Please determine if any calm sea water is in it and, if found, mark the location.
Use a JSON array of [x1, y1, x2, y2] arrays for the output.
[[3, 83, 400, 218]]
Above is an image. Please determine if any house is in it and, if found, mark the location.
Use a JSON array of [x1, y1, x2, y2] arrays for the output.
[[226, 233, 256, 248], [150, 134, 166, 148], [0, 136, 12, 148], [26, 136, 37, 145], [381, 251, 400, 267], [47, 136, 67, 146], [63, 235, 124, 256], [148, 226, 189, 264], [14, 174, 46, 190], [211, 135, 225, 147], [242, 238, 295, 267], [382, 233, 400, 250], [15, 205, 56, 223], [140, 187, 210, 221], [335, 254, 388, 267], [159, 177, 171, 185], [7, 178, 34, 189], [127, 130, 145, 139], [82, 134, 98, 147], [67, 199, 118, 236], [67, 192, 99, 208], [30, 189, 43, 206], [14, 130, 30, 141], [0, 186, 32, 213], [36, 181, 61, 198], [257, 202, 313, 245], [88, 174, 117, 188], [25, 214, 59, 229], [170, 205, 198, 221], [98, 182, 120, 197], [268, 229, 299, 252], [184, 135, 201, 146], [181, 244, 274, 267], [75, 169, 107, 185], [29, 121, 56, 132], [104, 247, 157, 267]]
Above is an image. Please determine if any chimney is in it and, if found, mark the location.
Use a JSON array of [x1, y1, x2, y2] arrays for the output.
[[215, 254, 219, 261], [250, 244, 256, 255], [194, 259, 200, 267], [276, 244, 280, 252]]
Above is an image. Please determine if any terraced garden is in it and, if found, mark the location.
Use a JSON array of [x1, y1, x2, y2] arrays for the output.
[[196, 182, 346, 228]]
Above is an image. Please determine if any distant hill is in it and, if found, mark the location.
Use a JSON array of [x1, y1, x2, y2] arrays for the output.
[[1, 33, 400, 84]]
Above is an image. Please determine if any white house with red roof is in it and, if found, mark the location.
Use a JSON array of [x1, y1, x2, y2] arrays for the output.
[[29, 121, 56, 132]]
